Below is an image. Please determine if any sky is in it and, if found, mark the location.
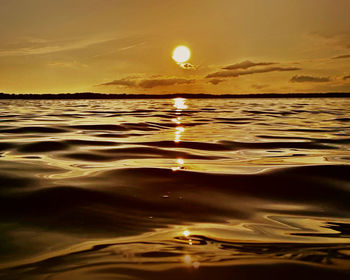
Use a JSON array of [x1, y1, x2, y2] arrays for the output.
[[0, 0, 350, 94]]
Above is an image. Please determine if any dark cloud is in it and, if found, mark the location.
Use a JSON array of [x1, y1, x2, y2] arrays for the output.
[[99, 78, 194, 88], [309, 32, 350, 49], [290, 75, 330, 83], [179, 63, 195, 69], [208, 79, 224, 85], [206, 66, 300, 78], [333, 54, 350, 59], [343, 75, 350, 80], [99, 78, 137, 87], [138, 78, 194, 88], [222, 60, 276, 70], [252, 84, 268, 89]]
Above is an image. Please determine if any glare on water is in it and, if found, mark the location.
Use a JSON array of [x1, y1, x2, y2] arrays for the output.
[[0, 98, 350, 279]]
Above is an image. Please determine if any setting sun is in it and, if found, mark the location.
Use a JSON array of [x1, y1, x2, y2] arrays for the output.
[[172, 46, 191, 63]]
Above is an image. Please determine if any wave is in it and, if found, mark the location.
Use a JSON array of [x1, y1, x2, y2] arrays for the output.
[[0, 98, 350, 279]]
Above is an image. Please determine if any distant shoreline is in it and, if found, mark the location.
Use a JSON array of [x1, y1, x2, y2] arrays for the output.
[[1, 92, 350, 99]]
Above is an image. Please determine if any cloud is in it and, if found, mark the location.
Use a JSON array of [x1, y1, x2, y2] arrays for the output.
[[138, 78, 194, 88], [92, 41, 146, 58], [100, 78, 137, 87], [99, 77, 194, 88], [290, 75, 330, 83], [48, 60, 88, 69], [308, 32, 350, 49], [252, 84, 268, 89], [206, 66, 300, 78], [333, 54, 350, 59], [179, 62, 195, 70], [208, 79, 224, 85], [222, 60, 276, 70], [0, 35, 116, 57], [343, 75, 350, 80]]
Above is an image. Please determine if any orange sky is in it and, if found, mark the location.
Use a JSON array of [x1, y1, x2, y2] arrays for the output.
[[1, 0, 350, 94]]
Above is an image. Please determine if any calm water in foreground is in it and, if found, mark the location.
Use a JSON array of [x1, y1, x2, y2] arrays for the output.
[[0, 98, 350, 279]]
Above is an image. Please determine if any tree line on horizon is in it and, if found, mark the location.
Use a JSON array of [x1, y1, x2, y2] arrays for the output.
[[0, 92, 349, 99]]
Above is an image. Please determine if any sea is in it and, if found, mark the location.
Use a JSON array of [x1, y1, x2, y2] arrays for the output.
[[0, 97, 350, 279]]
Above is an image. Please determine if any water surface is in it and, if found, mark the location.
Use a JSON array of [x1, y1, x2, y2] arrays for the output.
[[0, 98, 350, 279]]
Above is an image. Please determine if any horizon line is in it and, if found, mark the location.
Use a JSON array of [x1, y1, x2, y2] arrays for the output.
[[1, 92, 350, 99]]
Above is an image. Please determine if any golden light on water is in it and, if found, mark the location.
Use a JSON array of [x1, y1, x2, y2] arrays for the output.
[[183, 254, 192, 266], [172, 158, 185, 171], [173, 98, 187, 143], [177, 158, 185, 165], [172, 117, 181, 124], [172, 46, 191, 63], [175, 126, 185, 133], [193, 261, 200, 269], [183, 254, 200, 269], [174, 126, 185, 143], [173, 98, 188, 110]]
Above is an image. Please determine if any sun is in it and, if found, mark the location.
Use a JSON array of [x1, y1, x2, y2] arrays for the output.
[[172, 45, 191, 63]]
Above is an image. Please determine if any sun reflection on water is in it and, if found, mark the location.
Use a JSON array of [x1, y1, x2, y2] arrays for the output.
[[174, 126, 185, 143], [172, 117, 181, 124], [172, 158, 185, 171], [183, 254, 200, 269], [177, 158, 185, 165], [172, 98, 187, 143], [171, 98, 187, 171], [173, 98, 188, 110]]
